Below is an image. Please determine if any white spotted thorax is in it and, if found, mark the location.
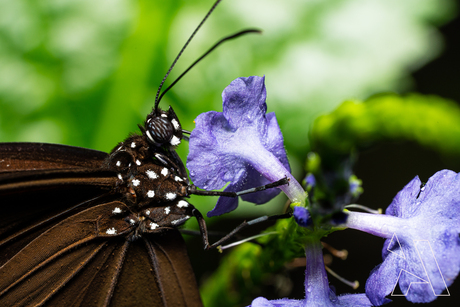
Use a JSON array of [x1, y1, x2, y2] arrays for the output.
[[101, 106, 193, 240]]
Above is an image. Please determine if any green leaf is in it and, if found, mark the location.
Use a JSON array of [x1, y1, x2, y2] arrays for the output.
[[312, 93, 460, 157]]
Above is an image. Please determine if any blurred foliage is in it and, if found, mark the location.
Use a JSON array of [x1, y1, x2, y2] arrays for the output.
[[0, 0, 459, 306], [201, 215, 310, 307], [312, 94, 460, 158]]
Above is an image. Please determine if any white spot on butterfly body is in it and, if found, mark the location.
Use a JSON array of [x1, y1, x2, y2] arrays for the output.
[[116, 161, 121, 167], [131, 142, 136, 148], [161, 168, 168, 176], [165, 193, 176, 200], [171, 216, 191, 225], [129, 219, 135, 225], [177, 200, 189, 208], [150, 222, 159, 230], [164, 207, 171, 214], [117, 174, 123, 180], [174, 176, 183, 182], [170, 135, 181, 146], [136, 159, 141, 166], [161, 114, 168, 118], [147, 190, 155, 198], [154, 153, 169, 166], [132, 179, 140, 187], [146, 170, 158, 179], [106, 228, 117, 235], [112, 207, 122, 214], [145, 210, 151, 215], [171, 119, 180, 130]]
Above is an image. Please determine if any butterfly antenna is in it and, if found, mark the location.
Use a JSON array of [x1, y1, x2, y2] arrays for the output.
[[157, 28, 261, 105], [154, 0, 222, 113]]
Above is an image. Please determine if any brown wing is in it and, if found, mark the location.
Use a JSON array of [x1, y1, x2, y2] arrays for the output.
[[0, 143, 203, 306], [0, 142, 108, 172], [0, 201, 202, 307], [141, 230, 203, 307], [0, 143, 116, 266]]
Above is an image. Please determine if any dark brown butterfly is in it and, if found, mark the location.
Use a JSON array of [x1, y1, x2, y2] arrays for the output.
[[0, 0, 276, 306], [0, 139, 203, 306]]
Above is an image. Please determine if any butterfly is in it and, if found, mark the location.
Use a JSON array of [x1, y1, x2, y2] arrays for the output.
[[0, 0, 276, 306]]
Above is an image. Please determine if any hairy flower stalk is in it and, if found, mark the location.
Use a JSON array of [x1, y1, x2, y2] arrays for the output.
[[250, 207, 372, 307], [345, 211, 404, 239], [303, 238, 336, 307]]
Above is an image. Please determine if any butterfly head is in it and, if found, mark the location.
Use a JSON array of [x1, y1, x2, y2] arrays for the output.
[[144, 106, 183, 147]]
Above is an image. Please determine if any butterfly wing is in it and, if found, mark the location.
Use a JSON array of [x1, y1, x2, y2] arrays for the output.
[[0, 143, 203, 307], [0, 142, 108, 172], [0, 143, 116, 267], [0, 200, 201, 307]]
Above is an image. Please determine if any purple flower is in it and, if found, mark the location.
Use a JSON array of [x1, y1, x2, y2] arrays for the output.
[[345, 170, 460, 305], [293, 206, 311, 227], [187, 76, 305, 217], [249, 234, 372, 307], [304, 173, 316, 191]]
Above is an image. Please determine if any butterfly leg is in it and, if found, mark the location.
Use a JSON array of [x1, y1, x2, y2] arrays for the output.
[[188, 177, 289, 197], [191, 208, 291, 250]]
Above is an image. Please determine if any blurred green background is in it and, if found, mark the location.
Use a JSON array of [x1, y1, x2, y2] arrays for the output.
[[1, 0, 460, 306]]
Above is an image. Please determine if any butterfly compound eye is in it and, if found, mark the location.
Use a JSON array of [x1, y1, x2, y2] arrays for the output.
[[147, 116, 173, 143], [145, 107, 182, 147]]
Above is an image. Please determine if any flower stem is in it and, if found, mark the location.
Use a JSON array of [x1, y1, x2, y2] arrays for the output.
[[304, 237, 335, 307]]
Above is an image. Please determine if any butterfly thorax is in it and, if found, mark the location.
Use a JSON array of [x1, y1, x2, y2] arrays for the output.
[[106, 134, 188, 207], [97, 107, 195, 240]]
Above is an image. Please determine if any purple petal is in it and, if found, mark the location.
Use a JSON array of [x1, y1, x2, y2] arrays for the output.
[[365, 263, 398, 306], [336, 294, 375, 307], [222, 76, 267, 131], [264, 113, 290, 172], [187, 76, 294, 216], [188, 110, 255, 191], [385, 175, 421, 217], [293, 206, 311, 227], [206, 182, 240, 217], [304, 174, 316, 189], [249, 297, 303, 307], [356, 170, 460, 304], [239, 165, 281, 204], [206, 196, 239, 218]]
